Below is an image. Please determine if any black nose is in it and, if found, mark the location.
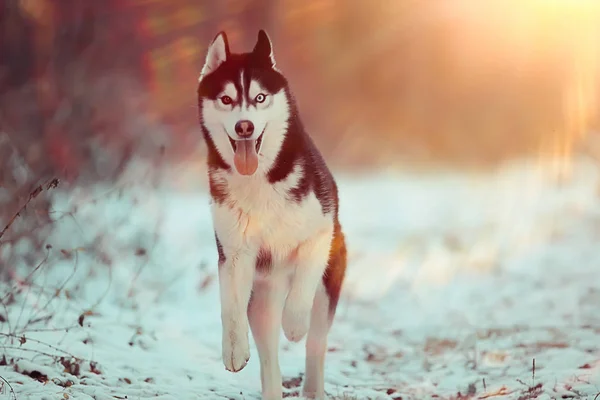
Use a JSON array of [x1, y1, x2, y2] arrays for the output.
[[234, 120, 254, 137]]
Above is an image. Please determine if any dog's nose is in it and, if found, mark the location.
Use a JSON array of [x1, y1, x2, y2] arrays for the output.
[[234, 120, 254, 138]]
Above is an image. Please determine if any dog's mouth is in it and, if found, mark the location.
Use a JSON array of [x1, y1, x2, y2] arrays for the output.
[[228, 132, 263, 154], [228, 129, 265, 176]]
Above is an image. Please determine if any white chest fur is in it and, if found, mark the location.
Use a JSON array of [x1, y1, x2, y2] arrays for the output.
[[211, 164, 332, 265]]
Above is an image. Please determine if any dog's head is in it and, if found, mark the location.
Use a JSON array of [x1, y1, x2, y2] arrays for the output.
[[198, 30, 291, 176]]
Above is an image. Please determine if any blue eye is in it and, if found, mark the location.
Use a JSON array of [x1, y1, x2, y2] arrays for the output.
[[255, 93, 266, 103]]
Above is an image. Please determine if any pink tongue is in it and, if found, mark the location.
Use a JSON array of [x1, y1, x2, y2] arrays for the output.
[[233, 140, 258, 175]]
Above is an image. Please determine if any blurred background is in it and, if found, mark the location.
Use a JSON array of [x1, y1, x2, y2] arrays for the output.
[[2, 3, 600, 396], [1, 0, 600, 258]]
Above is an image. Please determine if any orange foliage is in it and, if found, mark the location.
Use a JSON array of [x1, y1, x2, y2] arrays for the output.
[[3, 0, 600, 176]]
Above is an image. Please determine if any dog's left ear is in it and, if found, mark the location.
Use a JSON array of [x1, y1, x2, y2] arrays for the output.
[[253, 30, 276, 67], [199, 31, 229, 81]]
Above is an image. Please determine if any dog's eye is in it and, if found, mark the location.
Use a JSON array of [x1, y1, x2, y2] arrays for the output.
[[220, 95, 233, 105], [255, 93, 266, 103]]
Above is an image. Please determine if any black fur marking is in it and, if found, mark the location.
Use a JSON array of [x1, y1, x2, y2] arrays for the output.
[[255, 247, 272, 274], [287, 161, 310, 203], [253, 30, 274, 67], [242, 67, 253, 106], [276, 114, 337, 215], [208, 167, 229, 204], [267, 106, 303, 184], [215, 232, 226, 266], [198, 53, 286, 101], [311, 157, 337, 215]]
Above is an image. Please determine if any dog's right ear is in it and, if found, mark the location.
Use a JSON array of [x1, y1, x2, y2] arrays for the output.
[[199, 32, 229, 82], [253, 30, 276, 67]]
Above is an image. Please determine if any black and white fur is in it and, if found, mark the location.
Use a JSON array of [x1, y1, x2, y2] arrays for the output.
[[197, 30, 347, 400]]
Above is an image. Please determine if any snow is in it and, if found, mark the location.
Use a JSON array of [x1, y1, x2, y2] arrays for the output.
[[1, 156, 599, 399]]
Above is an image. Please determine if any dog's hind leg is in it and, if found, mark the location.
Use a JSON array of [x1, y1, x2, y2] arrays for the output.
[[301, 283, 330, 399], [248, 277, 287, 400], [303, 224, 346, 399]]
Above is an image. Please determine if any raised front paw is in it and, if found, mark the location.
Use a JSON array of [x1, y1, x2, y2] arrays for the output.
[[282, 301, 311, 342], [222, 327, 250, 372]]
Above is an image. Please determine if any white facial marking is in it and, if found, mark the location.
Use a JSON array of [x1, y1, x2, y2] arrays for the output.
[[201, 77, 290, 173], [248, 80, 271, 109], [224, 83, 238, 103], [240, 71, 246, 109], [248, 80, 261, 100]]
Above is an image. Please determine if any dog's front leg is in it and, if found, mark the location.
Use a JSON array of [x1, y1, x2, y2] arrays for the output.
[[282, 228, 332, 343], [218, 246, 254, 373], [248, 276, 287, 400]]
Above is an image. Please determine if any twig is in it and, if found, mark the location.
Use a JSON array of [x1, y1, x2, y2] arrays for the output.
[[28, 254, 51, 332], [89, 258, 112, 312], [47, 209, 84, 237], [126, 152, 165, 299], [23, 250, 79, 332], [12, 276, 34, 337], [0, 374, 17, 400], [26, 315, 52, 326], [126, 206, 163, 298], [0, 297, 12, 336], [0, 345, 75, 361], [13, 325, 78, 334], [6, 249, 51, 335], [0, 178, 59, 242], [0, 333, 80, 360], [1, 247, 51, 303], [516, 378, 529, 388]]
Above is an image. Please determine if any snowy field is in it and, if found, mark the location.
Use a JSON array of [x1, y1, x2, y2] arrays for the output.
[[0, 157, 599, 399]]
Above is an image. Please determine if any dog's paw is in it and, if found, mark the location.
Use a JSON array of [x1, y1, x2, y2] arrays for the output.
[[222, 328, 250, 373], [301, 388, 326, 400], [282, 301, 311, 342]]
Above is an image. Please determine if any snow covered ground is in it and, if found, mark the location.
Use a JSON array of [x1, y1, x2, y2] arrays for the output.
[[1, 156, 599, 399]]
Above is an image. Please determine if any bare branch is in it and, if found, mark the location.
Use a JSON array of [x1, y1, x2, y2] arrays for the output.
[[0, 178, 59, 243], [0, 332, 80, 360], [0, 374, 17, 400]]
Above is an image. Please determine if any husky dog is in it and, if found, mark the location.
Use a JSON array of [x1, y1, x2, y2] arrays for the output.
[[197, 30, 347, 400]]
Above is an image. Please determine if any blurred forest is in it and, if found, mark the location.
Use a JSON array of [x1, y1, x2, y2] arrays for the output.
[[1, 0, 600, 260]]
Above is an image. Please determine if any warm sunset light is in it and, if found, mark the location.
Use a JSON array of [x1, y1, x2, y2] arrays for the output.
[[2, 1, 599, 399]]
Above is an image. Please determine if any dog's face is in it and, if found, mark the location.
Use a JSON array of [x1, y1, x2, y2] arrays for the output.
[[198, 30, 291, 176]]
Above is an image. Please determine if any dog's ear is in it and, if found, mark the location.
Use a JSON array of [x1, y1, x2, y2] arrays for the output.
[[253, 30, 276, 67], [199, 31, 229, 81]]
